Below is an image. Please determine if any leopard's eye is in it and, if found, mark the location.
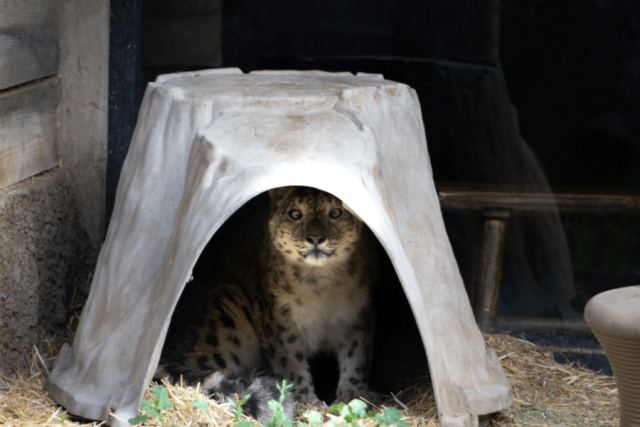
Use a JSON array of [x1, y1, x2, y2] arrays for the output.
[[329, 208, 343, 219], [288, 209, 302, 220]]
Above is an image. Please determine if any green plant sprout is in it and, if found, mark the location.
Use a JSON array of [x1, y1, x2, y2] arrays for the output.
[[129, 381, 408, 427], [228, 380, 324, 427], [327, 399, 409, 427], [366, 407, 410, 427], [129, 385, 173, 426], [192, 398, 208, 413], [263, 380, 293, 427], [299, 409, 323, 427], [227, 393, 256, 427], [328, 400, 367, 427]]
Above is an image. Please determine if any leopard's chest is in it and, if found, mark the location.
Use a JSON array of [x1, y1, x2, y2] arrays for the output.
[[272, 269, 370, 353]]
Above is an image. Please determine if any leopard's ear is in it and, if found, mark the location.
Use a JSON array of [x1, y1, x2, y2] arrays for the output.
[[268, 187, 290, 201]]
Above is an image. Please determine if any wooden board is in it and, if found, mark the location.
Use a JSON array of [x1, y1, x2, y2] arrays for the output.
[[436, 181, 640, 214], [0, 80, 61, 189], [0, 0, 61, 90]]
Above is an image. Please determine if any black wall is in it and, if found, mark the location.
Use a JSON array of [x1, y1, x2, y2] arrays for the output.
[[105, 0, 640, 312], [107, 0, 640, 226], [501, 0, 640, 189], [107, 0, 143, 231]]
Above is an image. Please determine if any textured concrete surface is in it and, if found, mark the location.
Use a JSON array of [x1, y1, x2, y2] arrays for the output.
[[0, 168, 97, 377]]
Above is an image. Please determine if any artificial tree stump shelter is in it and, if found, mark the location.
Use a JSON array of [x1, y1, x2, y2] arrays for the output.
[[47, 69, 513, 427]]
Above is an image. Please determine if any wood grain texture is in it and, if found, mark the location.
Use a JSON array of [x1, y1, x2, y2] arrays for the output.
[[0, 79, 61, 189], [474, 210, 510, 330], [437, 181, 640, 214], [0, 0, 62, 90]]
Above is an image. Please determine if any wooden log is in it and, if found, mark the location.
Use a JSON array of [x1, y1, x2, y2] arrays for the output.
[[475, 209, 511, 330], [0, 79, 61, 189], [0, 0, 61, 90]]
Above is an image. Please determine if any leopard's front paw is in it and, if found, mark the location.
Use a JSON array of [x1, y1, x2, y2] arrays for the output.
[[334, 386, 380, 406], [292, 386, 320, 404]]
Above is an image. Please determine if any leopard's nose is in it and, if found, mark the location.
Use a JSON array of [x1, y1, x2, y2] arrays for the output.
[[306, 234, 327, 245]]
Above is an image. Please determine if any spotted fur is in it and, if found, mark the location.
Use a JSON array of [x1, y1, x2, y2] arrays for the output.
[[156, 187, 380, 420]]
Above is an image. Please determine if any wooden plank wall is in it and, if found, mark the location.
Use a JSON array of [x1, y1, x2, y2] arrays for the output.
[[0, 80, 61, 189], [0, 0, 62, 90], [0, 0, 62, 189]]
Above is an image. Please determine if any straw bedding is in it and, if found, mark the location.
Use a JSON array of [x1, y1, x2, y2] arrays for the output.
[[0, 329, 619, 427]]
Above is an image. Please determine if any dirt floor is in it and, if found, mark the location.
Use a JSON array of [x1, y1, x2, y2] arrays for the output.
[[0, 326, 619, 427]]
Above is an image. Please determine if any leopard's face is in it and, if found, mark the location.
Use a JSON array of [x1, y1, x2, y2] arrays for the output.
[[268, 187, 363, 266]]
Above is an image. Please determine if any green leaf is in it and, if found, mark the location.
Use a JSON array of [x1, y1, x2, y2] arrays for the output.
[[347, 400, 367, 418], [148, 406, 162, 419], [152, 385, 169, 400], [277, 380, 293, 394], [382, 407, 402, 421], [158, 397, 173, 411], [303, 410, 323, 427], [228, 394, 251, 421], [365, 411, 379, 420], [128, 414, 149, 425], [265, 398, 293, 427], [236, 421, 256, 427], [328, 403, 346, 413], [268, 399, 283, 413], [339, 404, 354, 420], [378, 407, 409, 427], [192, 398, 208, 412], [140, 400, 153, 413], [228, 396, 244, 421], [227, 396, 239, 409]]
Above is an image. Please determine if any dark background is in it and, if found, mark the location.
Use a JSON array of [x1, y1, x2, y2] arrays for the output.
[[108, 0, 640, 210], [104, 0, 639, 387], [106, 0, 640, 361]]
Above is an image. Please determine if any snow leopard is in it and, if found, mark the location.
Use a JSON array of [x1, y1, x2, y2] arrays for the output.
[[155, 186, 381, 421]]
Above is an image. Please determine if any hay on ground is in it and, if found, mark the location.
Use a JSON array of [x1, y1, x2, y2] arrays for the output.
[[0, 333, 619, 427]]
